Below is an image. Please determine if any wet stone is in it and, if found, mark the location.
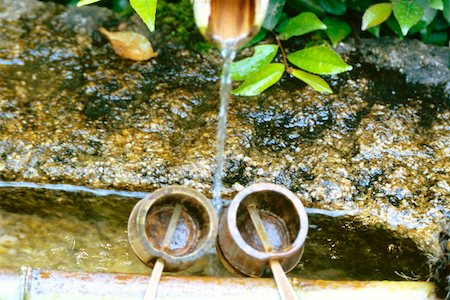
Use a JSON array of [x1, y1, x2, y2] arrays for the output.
[[337, 37, 450, 96], [0, 0, 449, 271], [0, 0, 45, 22]]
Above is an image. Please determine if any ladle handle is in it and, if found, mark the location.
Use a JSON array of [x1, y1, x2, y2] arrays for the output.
[[143, 258, 165, 300], [144, 203, 183, 300], [269, 260, 298, 300], [248, 205, 298, 300], [161, 203, 183, 251], [247, 204, 273, 252]]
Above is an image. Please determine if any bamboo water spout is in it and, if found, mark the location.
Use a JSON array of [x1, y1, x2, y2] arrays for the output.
[[192, 0, 269, 50]]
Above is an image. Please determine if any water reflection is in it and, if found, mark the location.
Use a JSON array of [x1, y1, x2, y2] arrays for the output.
[[0, 186, 429, 280]]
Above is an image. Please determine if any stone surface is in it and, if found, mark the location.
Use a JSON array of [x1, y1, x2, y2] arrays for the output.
[[0, 0, 44, 21], [0, 0, 448, 264], [337, 37, 450, 96]]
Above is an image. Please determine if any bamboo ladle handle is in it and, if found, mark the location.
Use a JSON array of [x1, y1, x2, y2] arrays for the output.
[[143, 258, 164, 300], [247, 205, 298, 300], [143, 203, 183, 300]]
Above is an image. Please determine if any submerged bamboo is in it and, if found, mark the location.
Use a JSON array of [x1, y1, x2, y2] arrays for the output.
[[0, 267, 438, 300]]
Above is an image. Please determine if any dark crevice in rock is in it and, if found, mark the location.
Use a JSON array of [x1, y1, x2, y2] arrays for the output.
[[222, 159, 252, 188]]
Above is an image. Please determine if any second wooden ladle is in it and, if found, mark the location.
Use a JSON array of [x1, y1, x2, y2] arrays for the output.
[[217, 183, 309, 300]]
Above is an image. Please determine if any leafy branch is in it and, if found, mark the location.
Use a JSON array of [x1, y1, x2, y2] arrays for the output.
[[230, 2, 352, 96], [230, 41, 352, 96], [230, 0, 449, 97], [358, 0, 449, 43]]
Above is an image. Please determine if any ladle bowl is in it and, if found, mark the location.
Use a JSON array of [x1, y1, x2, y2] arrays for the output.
[[128, 186, 218, 272], [217, 183, 308, 277]]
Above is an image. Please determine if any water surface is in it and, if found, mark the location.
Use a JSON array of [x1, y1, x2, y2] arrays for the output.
[[0, 185, 430, 280]]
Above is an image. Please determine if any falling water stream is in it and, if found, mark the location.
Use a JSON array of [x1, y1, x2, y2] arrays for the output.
[[212, 49, 236, 212]]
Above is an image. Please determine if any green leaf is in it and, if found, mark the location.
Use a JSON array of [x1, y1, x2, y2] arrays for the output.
[[68, 0, 79, 7], [361, 3, 393, 30], [421, 25, 449, 45], [277, 12, 327, 40], [318, 0, 347, 16], [413, 0, 438, 24], [368, 25, 381, 37], [77, 0, 102, 7], [231, 44, 278, 81], [130, 0, 158, 32], [429, 11, 450, 29], [429, 0, 443, 10], [347, 0, 373, 12], [286, 0, 326, 16], [291, 69, 332, 93], [287, 45, 352, 75], [263, 0, 286, 31], [242, 29, 268, 48], [393, 0, 424, 36], [323, 17, 351, 47], [386, 16, 404, 38], [408, 20, 427, 35], [232, 63, 284, 96], [444, 0, 450, 22], [113, 0, 130, 12]]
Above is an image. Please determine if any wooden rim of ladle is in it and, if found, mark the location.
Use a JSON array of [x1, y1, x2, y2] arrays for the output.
[[227, 183, 309, 261], [128, 186, 218, 270]]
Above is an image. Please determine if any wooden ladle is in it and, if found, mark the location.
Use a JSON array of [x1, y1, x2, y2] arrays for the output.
[[217, 183, 309, 299], [128, 186, 218, 300], [248, 203, 298, 300]]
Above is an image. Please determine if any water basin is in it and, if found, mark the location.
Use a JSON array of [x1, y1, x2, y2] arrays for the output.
[[0, 184, 430, 280]]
